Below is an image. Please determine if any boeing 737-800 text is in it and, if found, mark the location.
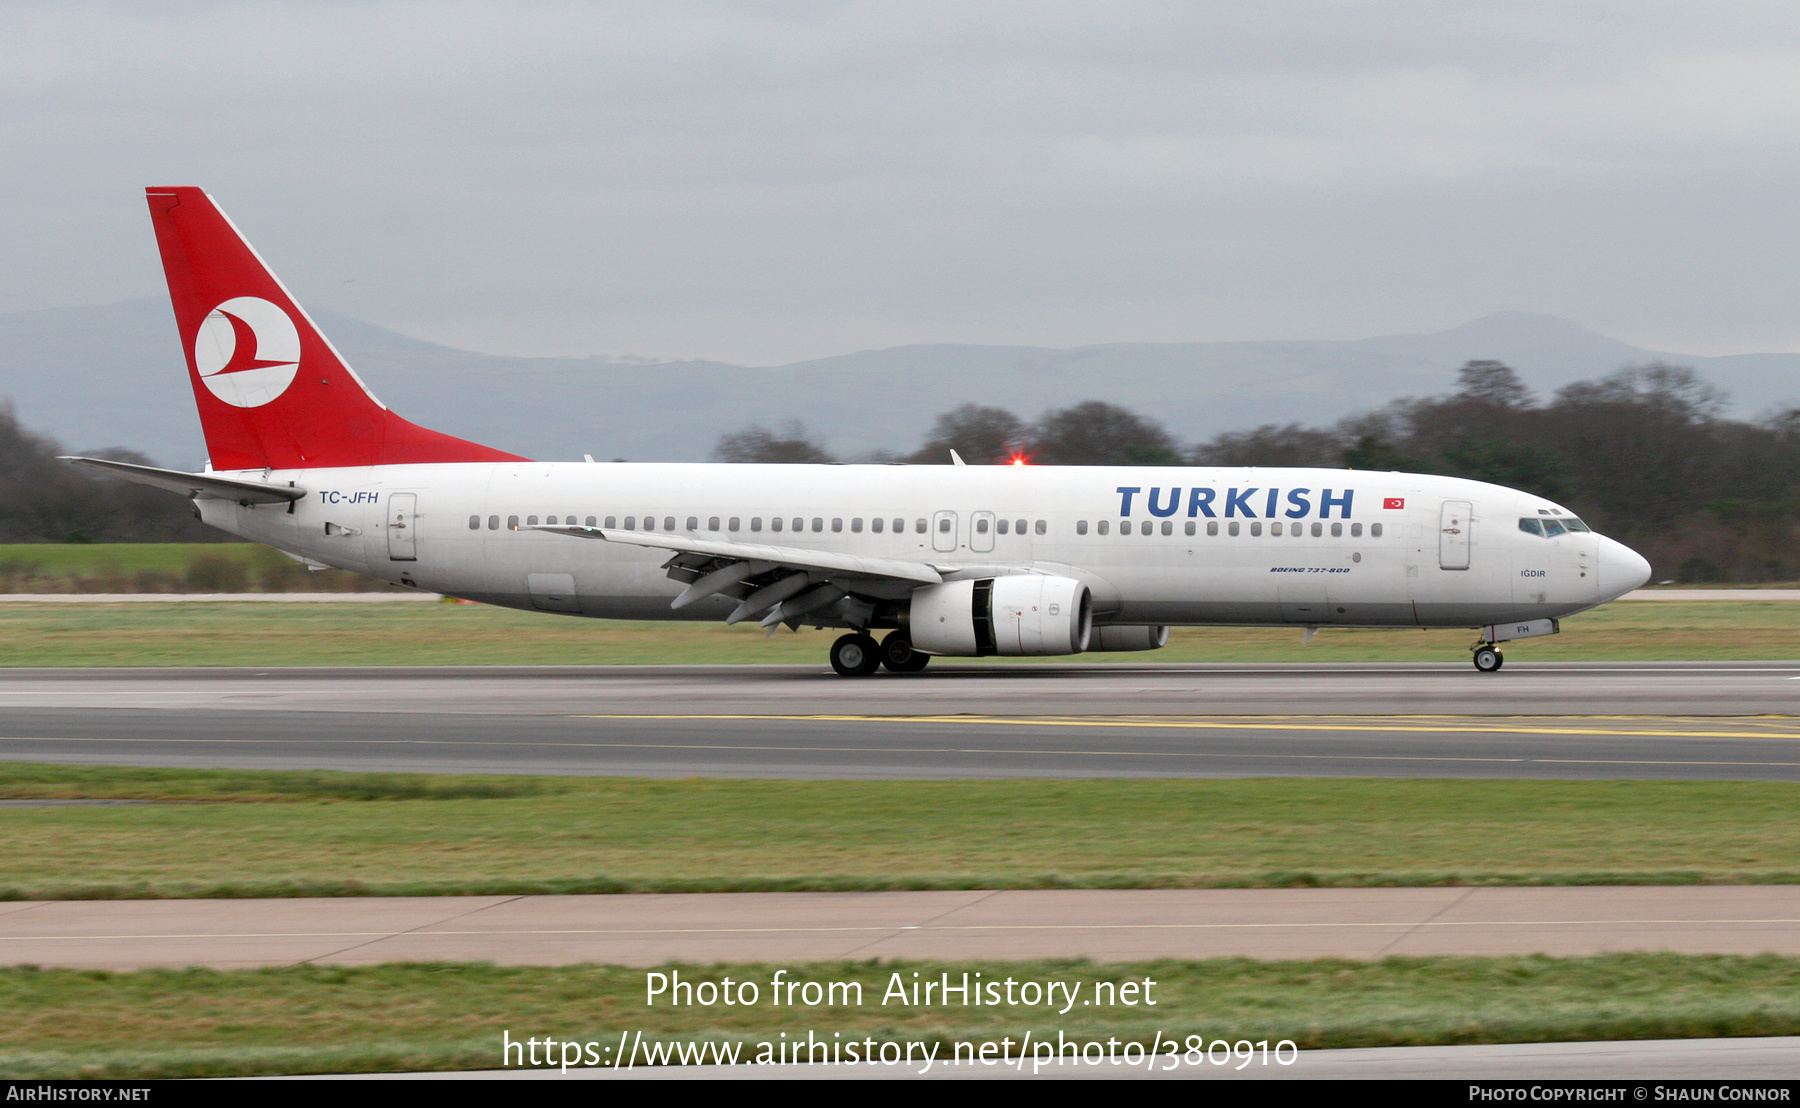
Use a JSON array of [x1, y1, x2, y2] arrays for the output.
[[64, 188, 1653, 675]]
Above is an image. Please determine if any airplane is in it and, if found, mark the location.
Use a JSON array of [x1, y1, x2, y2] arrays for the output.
[[63, 187, 1653, 676]]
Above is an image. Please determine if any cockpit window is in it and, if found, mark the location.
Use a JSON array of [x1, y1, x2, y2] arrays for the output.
[[1519, 518, 1543, 537], [1542, 519, 1567, 538], [1562, 518, 1591, 532]]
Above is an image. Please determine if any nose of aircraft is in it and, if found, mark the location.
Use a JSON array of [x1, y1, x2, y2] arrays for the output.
[[1596, 536, 1652, 601]]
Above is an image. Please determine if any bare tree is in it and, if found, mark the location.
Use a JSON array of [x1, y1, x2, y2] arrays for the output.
[[710, 420, 837, 463], [906, 404, 1026, 464], [1026, 400, 1182, 465], [1192, 422, 1346, 467]]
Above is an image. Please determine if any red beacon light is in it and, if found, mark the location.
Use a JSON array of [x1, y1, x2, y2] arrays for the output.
[[1010, 453, 1029, 466]]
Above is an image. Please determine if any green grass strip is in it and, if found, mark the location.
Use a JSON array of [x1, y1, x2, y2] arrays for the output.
[[1, 598, 1798, 665], [4, 766, 1799, 897], [6, 955, 1800, 1077]]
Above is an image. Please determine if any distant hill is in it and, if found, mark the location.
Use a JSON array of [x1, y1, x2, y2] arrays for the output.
[[4, 299, 1797, 468]]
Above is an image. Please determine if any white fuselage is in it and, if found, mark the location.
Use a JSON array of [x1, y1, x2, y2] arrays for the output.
[[199, 462, 1651, 630]]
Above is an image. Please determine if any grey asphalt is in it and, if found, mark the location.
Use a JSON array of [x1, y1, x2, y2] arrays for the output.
[[1, 662, 1799, 779], [9, 887, 1800, 970]]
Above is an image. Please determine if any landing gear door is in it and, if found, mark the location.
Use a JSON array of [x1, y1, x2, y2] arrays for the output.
[[932, 510, 958, 553], [1438, 500, 1471, 570], [387, 493, 418, 561]]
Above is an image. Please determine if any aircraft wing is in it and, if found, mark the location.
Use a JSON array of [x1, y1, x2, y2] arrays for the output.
[[525, 525, 943, 583], [524, 524, 946, 630], [59, 456, 306, 505]]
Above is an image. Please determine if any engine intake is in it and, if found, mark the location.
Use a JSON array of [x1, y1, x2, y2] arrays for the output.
[[908, 575, 1092, 656]]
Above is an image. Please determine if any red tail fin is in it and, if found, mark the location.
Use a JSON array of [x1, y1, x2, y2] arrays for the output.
[[146, 187, 526, 471]]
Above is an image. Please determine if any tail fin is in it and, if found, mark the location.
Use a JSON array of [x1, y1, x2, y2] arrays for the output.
[[145, 187, 526, 471]]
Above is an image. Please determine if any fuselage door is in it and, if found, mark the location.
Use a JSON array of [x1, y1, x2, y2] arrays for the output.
[[970, 511, 996, 553], [1439, 499, 1472, 570], [932, 510, 959, 553], [387, 492, 418, 561]]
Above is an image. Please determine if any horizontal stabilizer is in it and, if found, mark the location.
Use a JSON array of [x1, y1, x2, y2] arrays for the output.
[[59, 456, 306, 505], [524, 525, 944, 585]]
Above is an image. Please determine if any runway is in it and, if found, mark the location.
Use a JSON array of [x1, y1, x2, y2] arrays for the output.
[[2, 662, 1799, 779], [7, 886, 1800, 970]]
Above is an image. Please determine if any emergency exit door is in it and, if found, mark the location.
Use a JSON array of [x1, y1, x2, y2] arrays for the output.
[[932, 510, 959, 553], [387, 493, 418, 561], [1439, 500, 1471, 570]]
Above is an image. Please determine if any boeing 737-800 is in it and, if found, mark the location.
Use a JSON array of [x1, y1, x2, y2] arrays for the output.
[[64, 187, 1653, 675]]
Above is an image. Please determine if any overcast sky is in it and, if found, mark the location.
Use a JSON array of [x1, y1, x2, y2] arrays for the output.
[[5, 1, 1800, 364]]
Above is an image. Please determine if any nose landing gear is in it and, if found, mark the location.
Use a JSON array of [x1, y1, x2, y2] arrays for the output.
[[1471, 644, 1504, 673]]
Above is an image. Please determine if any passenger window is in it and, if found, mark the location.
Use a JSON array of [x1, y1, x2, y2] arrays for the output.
[[1140, 521, 1152, 535], [911, 519, 922, 533], [527, 515, 539, 526], [586, 516, 597, 527], [831, 518, 842, 533], [468, 515, 480, 530], [508, 515, 520, 530], [1250, 522, 1262, 536], [1371, 523, 1383, 538], [1098, 520, 1110, 535], [666, 517, 677, 531], [794, 518, 804, 532], [750, 517, 762, 532], [1543, 519, 1567, 538], [686, 516, 698, 530], [623, 516, 635, 529], [546, 516, 557, 525], [1161, 520, 1172, 536], [1207, 521, 1218, 536], [1229, 521, 1240, 536], [977, 518, 990, 534], [870, 518, 883, 533], [1034, 519, 1046, 535], [1184, 521, 1196, 536], [488, 515, 500, 530], [1350, 522, 1362, 537], [604, 516, 617, 528], [1077, 520, 1089, 535], [813, 518, 824, 532], [1311, 522, 1322, 537], [1270, 522, 1281, 536], [851, 518, 863, 533], [938, 518, 952, 532], [996, 519, 1008, 535], [1330, 522, 1342, 537], [643, 517, 655, 531], [728, 517, 740, 531], [771, 517, 783, 532], [708, 517, 720, 531]]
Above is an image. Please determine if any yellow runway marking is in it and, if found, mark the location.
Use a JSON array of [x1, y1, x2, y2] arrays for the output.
[[573, 713, 1800, 742]]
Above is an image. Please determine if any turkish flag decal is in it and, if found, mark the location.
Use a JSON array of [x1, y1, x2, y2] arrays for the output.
[[1383, 497, 1406, 510]]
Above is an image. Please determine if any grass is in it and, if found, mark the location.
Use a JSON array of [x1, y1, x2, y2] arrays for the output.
[[0, 598, 1797, 666], [0, 542, 392, 594], [5, 954, 1800, 1077], [3, 766, 1799, 898]]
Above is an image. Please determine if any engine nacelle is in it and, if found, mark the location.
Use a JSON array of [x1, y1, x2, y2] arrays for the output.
[[908, 574, 1092, 656], [1090, 624, 1170, 652]]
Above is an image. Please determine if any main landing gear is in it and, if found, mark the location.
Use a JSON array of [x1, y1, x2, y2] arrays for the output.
[[1471, 644, 1504, 673], [830, 630, 930, 676]]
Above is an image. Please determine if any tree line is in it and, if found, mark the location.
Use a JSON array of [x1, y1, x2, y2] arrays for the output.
[[5, 356, 1796, 582], [715, 361, 1800, 583]]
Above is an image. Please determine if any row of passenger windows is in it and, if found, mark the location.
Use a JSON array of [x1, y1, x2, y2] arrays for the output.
[[467, 514, 1052, 535], [1077, 519, 1379, 538], [466, 513, 1379, 539]]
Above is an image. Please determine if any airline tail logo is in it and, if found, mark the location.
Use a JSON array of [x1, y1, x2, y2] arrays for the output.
[[192, 296, 300, 408]]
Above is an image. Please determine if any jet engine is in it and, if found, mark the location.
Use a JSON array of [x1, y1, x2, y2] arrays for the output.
[[1089, 624, 1170, 652], [907, 575, 1092, 656]]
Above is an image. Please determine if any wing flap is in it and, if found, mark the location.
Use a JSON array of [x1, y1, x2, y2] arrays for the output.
[[524, 525, 944, 585]]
